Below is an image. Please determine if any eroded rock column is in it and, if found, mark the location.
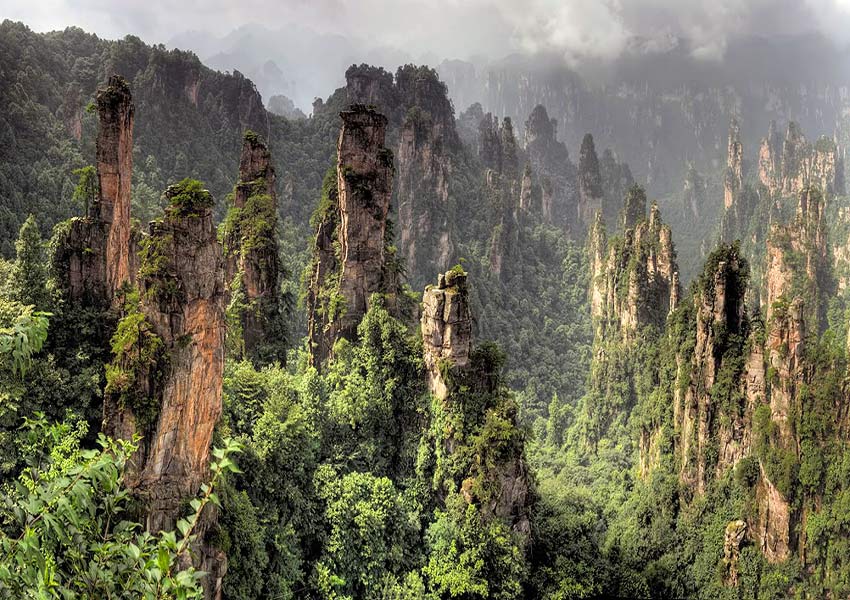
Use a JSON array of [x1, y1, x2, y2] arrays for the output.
[[223, 131, 284, 365]]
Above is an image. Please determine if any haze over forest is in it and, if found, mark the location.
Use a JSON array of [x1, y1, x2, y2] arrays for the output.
[[4, 1, 850, 598]]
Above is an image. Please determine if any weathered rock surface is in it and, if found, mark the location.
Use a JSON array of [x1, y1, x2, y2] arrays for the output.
[[222, 131, 283, 365], [53, 75, 135, 307], [307, 105, 396, 367], [577, 134, 603, 231], [421, 269, 532, 539], [724, 119, 744, 211], [397, 104, 453, 279], [106, 183, 225, 533], [676, 247, 751, 495], [600, 148, 634, 227], [523, 105, 577, 225], [590, 187, 679, 339], [758, 120, 783, 195], [723, 520, 748, 586], [336, 106, 394, 336], [421, 268, 472, 400], [345, 65, 458, 288]]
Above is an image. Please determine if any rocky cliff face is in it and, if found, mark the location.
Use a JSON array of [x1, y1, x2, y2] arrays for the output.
[[600, 148, 634, 226], [764, 187, 827, 324], [222, 131, 284, 365], [397, 104, 453, 280], [345, 65, 459, 288], [589, 187, 679, 340], [478, 113, 519, 178], [577, 134, 603, 232], [758, 120, 783, 195], [97, 75, 135, 295], [675, 187, 831, 567], [523, 104, 577, 225], [778, 122, 842, 197], [724, 120, 744, 211], [749, 188, 829, 562], [421, 268, 473, 401], [675, 245, 753, 496], [53, 75, 135, 307], [104, 181, 225, 534], [421, 268, 532, 538], [307, 105, 396, 367]]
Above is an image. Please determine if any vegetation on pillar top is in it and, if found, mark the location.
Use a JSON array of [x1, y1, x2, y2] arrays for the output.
[[164, 178, 213, 219], [95, 74, 132, 110]]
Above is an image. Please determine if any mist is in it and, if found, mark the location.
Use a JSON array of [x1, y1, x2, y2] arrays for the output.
[[6, 0, 850, 108]]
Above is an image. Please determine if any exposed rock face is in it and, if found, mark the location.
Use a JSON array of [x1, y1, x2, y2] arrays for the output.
[[758, 120, 782, 195], [53, 75, 135, 307], [682, 164, 707, 221], [589, 186, 679, 339], [481, 117, 523, 280], [421, 269, 532, 539], [600, 148, 634, 226], [479, 113, 520, 178], [781, 122, 808, 196], [345, 64, 459, 288], [336, 107, 394, 335], [307, 105, 396, 367], [724, 119, 744, 210], [723, 520, 748, 586], [764, 187, 827, 324], [421, 268, 473, 400], [222, 132, 283, 365], [676, 246, 751, 495], [749, 189, 827, 563], [488, 190, 519, 280], [778, 122, 840, 197], [105, 182, 225, 534], [519, 164, 533, 212], [577, 134, 603, 231], [397, 104, 453, 280], [523, 105, 576, 225], [345, 64, 397, 116], [96, 75, 135, 296]]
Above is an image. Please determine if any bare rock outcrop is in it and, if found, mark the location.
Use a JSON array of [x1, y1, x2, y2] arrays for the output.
[[421, 268, 472, 400], [590, 186, 679, 339], [749, 188, 827, 564], [307, 105, 396, 367], [523, 105, 576, 226], [600, 148, 634, 226], [723, 520, 748, 586], [53, 75, 135, 307], [421, 268, 532, 539], [397, 105, 453, 279], [104, 180, 225, 534], [675, 245, 752, 495], [577, 134, 603, 231], [758, 120, 783, 195], [724, 119, 744, 211], [345, 64, 459, 288]]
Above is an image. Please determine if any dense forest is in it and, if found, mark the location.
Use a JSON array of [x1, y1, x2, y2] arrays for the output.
[[4, 17, 850, 600]]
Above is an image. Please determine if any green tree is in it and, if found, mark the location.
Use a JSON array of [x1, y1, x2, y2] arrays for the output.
[[10, 214, 49, 310], [315, 466, 420, 600], [71, 165, 98, 218], [0, 416, 242, 598]]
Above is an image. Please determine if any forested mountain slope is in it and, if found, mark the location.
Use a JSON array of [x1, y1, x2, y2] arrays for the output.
[[5, 18, 850, 600]]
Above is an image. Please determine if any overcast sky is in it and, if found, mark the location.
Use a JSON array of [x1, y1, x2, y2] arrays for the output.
[[6, 0, 850, 65]]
